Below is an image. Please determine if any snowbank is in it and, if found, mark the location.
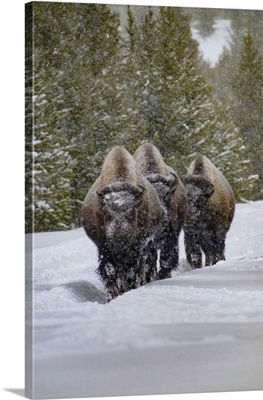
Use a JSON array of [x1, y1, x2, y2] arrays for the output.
[[26, 202, 263, 398]]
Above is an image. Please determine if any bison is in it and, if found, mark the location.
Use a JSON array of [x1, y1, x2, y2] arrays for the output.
[[181, 154, 235, 269], [134, 143, 186, 279], [81, 145, 162, 299]]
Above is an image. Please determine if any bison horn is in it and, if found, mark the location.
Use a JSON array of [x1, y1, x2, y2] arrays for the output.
[[137, 184, 146, 194], [134, 184, 145, 208], [203, 181, 214, 197], [169, 172, 179, 192]]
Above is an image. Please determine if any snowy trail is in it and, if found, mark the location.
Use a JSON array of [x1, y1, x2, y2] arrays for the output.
[[27, 202, 263, 398]]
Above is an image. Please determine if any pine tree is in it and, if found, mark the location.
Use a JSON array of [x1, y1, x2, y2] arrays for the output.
[[33, 69, 76, 232], [197, 11, 262, 199], [30, 2, 125, 229], [32, 2, 77, 232], [205, 102, 257, 201], [122, 6, 256, 200], [113, 6, 161, 152], [64, 3, 125, 224], [153, 6, 212, 163], [231, 32, 263, 198], [27, 3, 260, 233], [25, 3, 33, 233]]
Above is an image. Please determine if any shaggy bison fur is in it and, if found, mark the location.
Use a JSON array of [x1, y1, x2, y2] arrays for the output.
[[181, 154, 235, 269], [134, 143, 186, 279], [81, 146, 162, 299]]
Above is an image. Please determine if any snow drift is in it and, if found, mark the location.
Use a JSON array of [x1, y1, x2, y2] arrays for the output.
[[26, 202, 263, 398]]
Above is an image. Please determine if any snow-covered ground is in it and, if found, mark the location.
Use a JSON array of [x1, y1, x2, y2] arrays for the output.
[[26, 202, 263, 398]]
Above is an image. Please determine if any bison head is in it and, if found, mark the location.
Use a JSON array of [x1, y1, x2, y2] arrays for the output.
[[181, 176, 214, 229], [97, 182, 145, 255], [146, 172, 178, 209]]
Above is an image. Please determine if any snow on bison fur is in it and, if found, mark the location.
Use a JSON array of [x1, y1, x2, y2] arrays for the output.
[[181, 154, 235, 269], [134, 143, 186, 279], [81, 145, 162, 299]]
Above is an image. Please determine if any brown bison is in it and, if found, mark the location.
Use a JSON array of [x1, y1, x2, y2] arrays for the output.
[[81, 146, 162, 299], [134, 143, 186, 279], [181, 154, 235, 269]]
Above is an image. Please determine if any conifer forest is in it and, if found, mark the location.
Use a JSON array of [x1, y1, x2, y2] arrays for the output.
[[25, 2, 263, 233]]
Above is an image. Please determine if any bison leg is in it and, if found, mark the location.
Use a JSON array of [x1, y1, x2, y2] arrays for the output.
[[211, 231, 226, 265], [143, 239, 158, 283], [200, 230, 213, 267], [184, 231, 202, 269], [115, 245, 144, 293], [158, 231, 179, 279], [97, 250, 119, 299], [158, 266, 172, 280], [98, 256, 137, 299], [121, 243, 143, 289], [97, 241, 149, 298], [97, 242, 129, 299], [201, 229, 226, 266]]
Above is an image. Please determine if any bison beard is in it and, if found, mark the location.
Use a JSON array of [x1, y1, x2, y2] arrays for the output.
[[97, 236, 157, 299], [96, 189, 154, 298]]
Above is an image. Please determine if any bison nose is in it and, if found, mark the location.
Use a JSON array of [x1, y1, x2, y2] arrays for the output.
[[107, 218, 131, 235]]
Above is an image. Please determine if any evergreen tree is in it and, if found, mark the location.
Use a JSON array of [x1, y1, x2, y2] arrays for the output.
[[231, 32, 263, 198], [153, 6, 212, 163], [205, 102, 257, 201], [32, 2, 77, 232], [197, 10, 262, 199], [30, 2, 124, 229], [33, 68, 76, 232], [25, 3, 33, 233], [113, 6, 161, 152], [65, 3, 124, 224], [27, 3, 259, 232], [122, 6, 256, 200]]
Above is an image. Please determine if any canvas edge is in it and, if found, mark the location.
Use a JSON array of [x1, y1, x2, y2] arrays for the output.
[[25, 2, 34, 399]]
